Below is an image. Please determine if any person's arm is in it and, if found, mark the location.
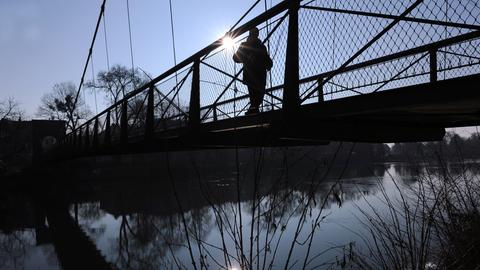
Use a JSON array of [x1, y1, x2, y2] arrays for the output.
[[264, 45, 273, 70], [233, 44, 244, 63]]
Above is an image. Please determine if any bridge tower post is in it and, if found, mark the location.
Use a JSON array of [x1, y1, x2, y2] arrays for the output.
[[430, 49, 437, 83], [283, 0, 300, 116], [104, 110, 111, 149], [213, 106, 218, 122], [93, 117, 99, 152], [189, 59, 201, 129], [317, 77, 324, 102], [145, 85, 155, 141], [121, 101, 128, 146]]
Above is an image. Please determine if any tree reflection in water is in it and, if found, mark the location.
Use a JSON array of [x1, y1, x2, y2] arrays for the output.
[[0, 145, 394, 269], [111, 210, 212, 269], [67, 146, 395, 269], [3, 143, 480, 268], [0, 231, 34, 269]]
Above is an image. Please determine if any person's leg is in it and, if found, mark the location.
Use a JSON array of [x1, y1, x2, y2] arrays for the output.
[[246, 85, 256, 114], [252, 91, 261, 113], [255, 74, 267, 113], [256, 85, 266, 112]]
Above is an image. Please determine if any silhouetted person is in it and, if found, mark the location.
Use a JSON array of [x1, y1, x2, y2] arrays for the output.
[[233, 27, 273, 115]]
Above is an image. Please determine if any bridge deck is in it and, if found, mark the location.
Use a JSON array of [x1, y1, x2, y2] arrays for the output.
[[53, 74, 480, 158]]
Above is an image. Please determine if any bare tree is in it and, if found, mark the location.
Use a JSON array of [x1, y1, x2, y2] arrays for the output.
[[0, 98, 24, 145], [87, 65, 190, 130], [0, 98, 24, 121], [86, 65, 146, 124], [37, 82, 91, 131]]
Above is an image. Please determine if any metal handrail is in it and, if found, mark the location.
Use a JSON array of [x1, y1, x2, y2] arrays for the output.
[[67, 0, 296, 136]]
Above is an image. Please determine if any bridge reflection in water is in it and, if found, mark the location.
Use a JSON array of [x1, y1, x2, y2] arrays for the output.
[[7, 145, 475, 269]]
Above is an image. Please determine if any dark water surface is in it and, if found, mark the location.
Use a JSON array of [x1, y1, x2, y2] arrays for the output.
[[1, 149, 475, 269]]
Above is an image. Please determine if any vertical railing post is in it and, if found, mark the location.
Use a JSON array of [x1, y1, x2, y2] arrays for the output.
[[93, 117, 99, 152], [189, 59, 201, 129], [145, 85, 155, 141], [283, 0, 300, 116], [77, 127, 83, 152], [104, 110, 111, 148], [72, 130, 77, 151], [85, 123, 90, 153], [317, 77, 324, 102], [213, 105, 218, 121], [121, 100, 128, 146], [430, 49, 437, 83]]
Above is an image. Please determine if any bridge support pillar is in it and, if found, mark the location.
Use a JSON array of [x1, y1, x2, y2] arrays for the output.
[[283, 0, 300, 116], [189, 59, 201, 129], [145, 85, 155, 141]]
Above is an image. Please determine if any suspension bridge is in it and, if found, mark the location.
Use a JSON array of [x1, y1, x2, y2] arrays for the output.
[[51, 0, 480, 158]]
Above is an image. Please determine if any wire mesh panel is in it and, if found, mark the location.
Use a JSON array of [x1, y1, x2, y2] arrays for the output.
[[263, 16, 289, 111], [199, 13, 289, 122], [299, 0, 480, 104], [438, 38, 480, 80], [126, 92, 148, 139], [152, 66, 192, 132], [200, 43, 248, 120], [95, 113, 108, 147]]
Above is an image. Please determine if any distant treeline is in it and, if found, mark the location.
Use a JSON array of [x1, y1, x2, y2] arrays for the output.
[[388, 132, 480, 162], [164, 132, 479, 168], [245, 131, 480, 164]]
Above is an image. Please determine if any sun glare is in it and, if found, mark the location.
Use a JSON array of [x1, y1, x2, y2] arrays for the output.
[[222, 36, 235, 49]]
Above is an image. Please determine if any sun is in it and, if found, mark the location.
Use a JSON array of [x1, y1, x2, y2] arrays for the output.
[[222, 35, 235, 49]]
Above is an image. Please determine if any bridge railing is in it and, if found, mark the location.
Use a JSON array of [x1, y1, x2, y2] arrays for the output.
[[58, 0, 480, 154], [297, 0, 480, 103]]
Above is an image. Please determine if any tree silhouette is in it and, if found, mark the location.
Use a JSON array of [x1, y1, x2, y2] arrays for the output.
[[86, 65, 147, 124], [37, 82, 91, 131], [0, 98, 23, 122]]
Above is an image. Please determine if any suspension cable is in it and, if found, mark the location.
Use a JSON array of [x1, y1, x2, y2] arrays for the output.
[[168, 0, 180, 107], [72, 0, 107, 117], [265, 0, 273, 111], [169, 0, 178, 69], [82, 83, 88, 113], [102, 9, 110, 71], [90, 55, 98, 114], [126, 0, 135, 76], [229, 0, 262, 32]]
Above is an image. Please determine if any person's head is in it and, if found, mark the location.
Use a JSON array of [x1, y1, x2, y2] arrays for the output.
[[249, 27, 259, 38]]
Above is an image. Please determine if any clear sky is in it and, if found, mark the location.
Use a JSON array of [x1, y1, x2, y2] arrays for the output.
[[0, 0, 280, 117]]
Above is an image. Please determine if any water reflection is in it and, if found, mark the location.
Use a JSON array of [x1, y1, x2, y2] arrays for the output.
[[0, 190, 59, 269], [4, 148, 462, 269], [56, 158, 390, 269]]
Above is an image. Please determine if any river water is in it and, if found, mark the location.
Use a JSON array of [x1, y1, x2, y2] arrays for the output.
[[1, 148, 477, 269]]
